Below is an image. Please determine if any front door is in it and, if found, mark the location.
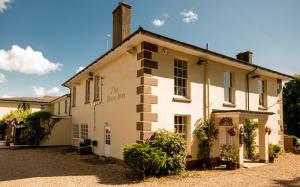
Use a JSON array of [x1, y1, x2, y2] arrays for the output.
[[104, 126, 111, 157]]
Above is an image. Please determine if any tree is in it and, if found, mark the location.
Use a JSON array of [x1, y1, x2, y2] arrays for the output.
[[283, 75, 300, 137]]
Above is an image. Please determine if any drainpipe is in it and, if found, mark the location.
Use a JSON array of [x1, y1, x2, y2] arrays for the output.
[[246, 67, 257, 111], [68, 87, 72, 116], [203, 64, 207, 121], [93, 77, 104, 130]]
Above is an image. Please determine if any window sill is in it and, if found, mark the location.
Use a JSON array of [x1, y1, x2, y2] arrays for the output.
[[94, 99, 100, 102], [172, 97, 192, 103], [258, 106, 268, 111], [223, 102, 236, 108]]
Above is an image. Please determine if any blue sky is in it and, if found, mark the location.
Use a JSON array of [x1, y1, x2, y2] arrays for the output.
[[0, 0, 299, 97]]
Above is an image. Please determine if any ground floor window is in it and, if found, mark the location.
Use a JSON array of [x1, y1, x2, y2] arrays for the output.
[[174, 115, 187, 139], [80, 124, 88, 139], [72, 124, 79, 139]]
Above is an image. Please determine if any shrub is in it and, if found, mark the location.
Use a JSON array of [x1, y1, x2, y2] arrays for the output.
[[147, 129, 187, 176], [244, 119, 258, 160], [269, 144, 281, 158], [1, 109, 32, 122], [295, 139, 300, 151], [193, 118, 218, 167], [220, 145, 239, 170], [123, 143, 166, 179]]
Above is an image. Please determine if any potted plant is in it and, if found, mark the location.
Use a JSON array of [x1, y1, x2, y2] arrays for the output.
[[269, 144, 281, 163], [220, 145, 239, 170], [228, 127, 237, 136]]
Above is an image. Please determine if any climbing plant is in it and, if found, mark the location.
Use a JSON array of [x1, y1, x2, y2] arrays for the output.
[[244, 119, 258, 160], [193, 118, 218, 167]]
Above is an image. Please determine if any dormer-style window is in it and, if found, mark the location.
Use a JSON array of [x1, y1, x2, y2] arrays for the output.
[[174, 59, 188, 97], [94, 75, 101, 101], [85, 79, 91, 104], [258, 80, 267, 107], [224, 72, 233, 103]]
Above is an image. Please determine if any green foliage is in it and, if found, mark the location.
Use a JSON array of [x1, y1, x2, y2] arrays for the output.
[[24, 111, 53, 145], [1, 109, 32, 122], [269, 144, 282, 158], [123, 143, 167, 178], [193, 118, 218, 161], [283, 75, 300, 137], [18, 103, 31, 111], [295, 138, 300, 151], [220, 145, 239, 162], [0, 120, 6, 137], [147, 129, 187, 176], [244, 119, 258, 160]]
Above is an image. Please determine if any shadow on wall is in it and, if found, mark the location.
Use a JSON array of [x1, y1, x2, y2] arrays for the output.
[[0, 147, 140, 185], [273, 177, 300, 187]]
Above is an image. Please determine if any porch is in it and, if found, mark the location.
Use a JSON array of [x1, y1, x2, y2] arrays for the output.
[[212, 109, 274, 167]]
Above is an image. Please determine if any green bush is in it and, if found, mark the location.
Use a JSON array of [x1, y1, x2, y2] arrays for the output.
[[244, 120, 258, 160], [269, 144, 282, 158], [147, 129, 187, 176], [1, 109, 32, 122], [220, 145, 239, 162], [123, 143, 166, 178], [295, 139, 300, 151]]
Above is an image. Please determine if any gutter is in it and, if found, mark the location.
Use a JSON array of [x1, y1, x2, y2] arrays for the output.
[[246, 67, 257, 111]]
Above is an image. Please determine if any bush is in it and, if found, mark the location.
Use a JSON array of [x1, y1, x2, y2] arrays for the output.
[[269, 144, 282, 158], [123, 143, 166, 179], [1, 109, 32, 122], [147, 129, 187, 176], [244, 119, 258, 160], [295, 139, 300, 151], [220, 145, 239, 170]]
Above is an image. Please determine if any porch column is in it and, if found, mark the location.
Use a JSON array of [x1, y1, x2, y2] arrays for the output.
[[232, 117, 243, 167], [258, 117, 269, 163]]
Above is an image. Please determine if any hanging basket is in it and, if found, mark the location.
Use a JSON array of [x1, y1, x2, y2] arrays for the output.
[[265, 127, 272, 135], [228, 127, 237, 136]]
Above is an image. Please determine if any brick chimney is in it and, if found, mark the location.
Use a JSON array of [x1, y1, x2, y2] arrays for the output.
[[112, 2, 131, 48], [236, 51, 253, 64]]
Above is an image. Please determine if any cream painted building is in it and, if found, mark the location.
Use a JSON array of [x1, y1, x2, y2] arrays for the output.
[[60, 3, 292, 166]]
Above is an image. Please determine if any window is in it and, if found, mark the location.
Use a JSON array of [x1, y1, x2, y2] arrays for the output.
[[58, 102, 60, 115], [174, 59, 188, 97], [85, 80, 91, 103], [258, 80, 266, 107], [105, 128, 111, 145], [224, 72, 233, 103], [174, 116, 187, 139], [73, 124, 79, 139], [64, 99, 68, 114], [80, 124, 88, 139], [72, 87, 76, 107], [94, 75, 101, 101]]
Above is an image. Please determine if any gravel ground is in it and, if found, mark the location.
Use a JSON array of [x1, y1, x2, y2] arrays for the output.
[[0, 147, 299, 187]]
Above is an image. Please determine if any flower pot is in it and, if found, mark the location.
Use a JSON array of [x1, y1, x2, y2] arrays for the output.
[[228, 127, 237, 136], [265, 127, 272, 135], [269, 156, 275, 163]]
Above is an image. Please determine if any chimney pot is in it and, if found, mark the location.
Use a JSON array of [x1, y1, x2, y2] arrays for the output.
[[112, 2, 132, 48]]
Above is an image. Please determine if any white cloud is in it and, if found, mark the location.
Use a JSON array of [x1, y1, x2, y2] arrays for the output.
[[76, 66, 85, 73], [0, 94, 13, 98], [180, 10, 198, 23], [152, 19, 165, 27], [0, 45, 62, 75], [0, 73, 7, 83], [0, 0, 12, 13], [32, 86, 64, 97]]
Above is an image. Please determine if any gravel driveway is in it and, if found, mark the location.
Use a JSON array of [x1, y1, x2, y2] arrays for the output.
[[0, 147, 299, 187]]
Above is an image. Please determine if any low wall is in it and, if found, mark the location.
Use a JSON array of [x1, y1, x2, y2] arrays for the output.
[[40, 117, 72, 146]]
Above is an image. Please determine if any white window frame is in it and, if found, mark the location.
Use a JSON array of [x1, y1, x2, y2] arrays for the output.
[[94, 75, 101, 101], [224, 72, 233, 103], [174, 59, 188, 97], [174, 115, 187, 140], [85, 80, 91, 103], [80, 123, 88, 140], [258, 80, 267, 107], [72, 124, 79, 139]]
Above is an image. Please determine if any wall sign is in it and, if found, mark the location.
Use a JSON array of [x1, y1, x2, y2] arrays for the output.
[[219, 117, 233, 126], [106, 87, 125, 103]]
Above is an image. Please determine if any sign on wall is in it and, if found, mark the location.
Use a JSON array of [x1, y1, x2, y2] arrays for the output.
[[106, 87, 125, 103], [219, 117, 233, 126]]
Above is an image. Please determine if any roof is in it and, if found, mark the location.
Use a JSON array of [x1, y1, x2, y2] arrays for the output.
[[49, 94, 70, 103], [0, 96, 60, 104], [62, 27, 294, 87]]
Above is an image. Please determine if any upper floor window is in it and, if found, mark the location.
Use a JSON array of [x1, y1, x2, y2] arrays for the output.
[[72, 87, 76, 107], [58, 102, 61, 115], [94, 75, 101, 101], [64, 99, 68, 114], [174, 115, 187, 140], [85, 79, 91, 103], [174, 59, 188, 97], [258, 80, 266, 107], [224, 72, 233, 103]]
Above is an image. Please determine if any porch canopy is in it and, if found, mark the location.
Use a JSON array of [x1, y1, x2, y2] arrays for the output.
[[211, 109, 275, 167]]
